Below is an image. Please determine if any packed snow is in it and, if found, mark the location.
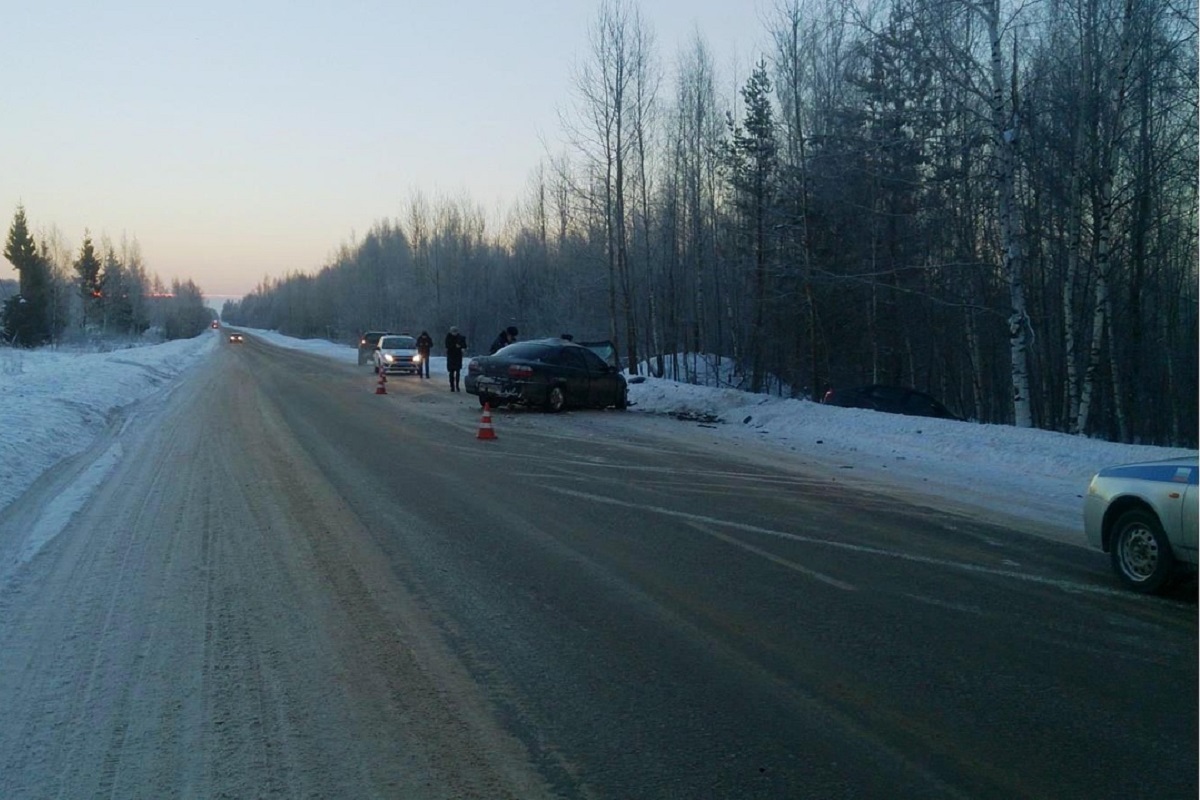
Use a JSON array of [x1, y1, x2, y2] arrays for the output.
[[0, 328, 1193, 558]]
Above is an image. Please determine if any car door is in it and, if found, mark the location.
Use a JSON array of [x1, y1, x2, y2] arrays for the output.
[[903, 390, 953, 419], [1177, 465, 1198, 563], [555, 347, 592, 406], [866, 385, 908, 414], [577, 347, 617, 407]]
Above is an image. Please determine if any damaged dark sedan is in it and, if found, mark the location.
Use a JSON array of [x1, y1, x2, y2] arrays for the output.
[[465, 338, 628, 412]]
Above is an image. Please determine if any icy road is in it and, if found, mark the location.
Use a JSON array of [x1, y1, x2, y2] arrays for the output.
[[0, 334, 1194, 799]]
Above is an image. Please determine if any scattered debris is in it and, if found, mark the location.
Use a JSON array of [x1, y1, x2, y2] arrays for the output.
[[668, 410, 722, 424]]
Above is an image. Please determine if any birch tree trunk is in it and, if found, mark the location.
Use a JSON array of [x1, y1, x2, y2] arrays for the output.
[[987, 0, 1033, 427], [1076, 271, 1107, 433], [1075, 0, 1136, 437], [629, 7, 657, 375], [1063, 119, 1086, 433], [676, 35, 716, 380]]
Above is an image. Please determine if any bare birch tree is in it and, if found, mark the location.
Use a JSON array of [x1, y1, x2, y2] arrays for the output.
[[1075, 0, 1136, 437], [983, 0, 1034, 427], [568, 0, 655, 373], [671, 32, 723, 382]]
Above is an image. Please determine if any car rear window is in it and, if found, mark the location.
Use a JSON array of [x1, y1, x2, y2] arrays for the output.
[[497, 343, 554, 361]]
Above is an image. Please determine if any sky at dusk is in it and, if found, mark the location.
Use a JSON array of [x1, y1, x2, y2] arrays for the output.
[[1, 0, 770, 302]]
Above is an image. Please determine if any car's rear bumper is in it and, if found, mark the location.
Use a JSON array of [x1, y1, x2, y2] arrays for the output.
[[466, 376, 542, 403]]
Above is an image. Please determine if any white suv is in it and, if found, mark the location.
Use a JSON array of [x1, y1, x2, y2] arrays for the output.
[[373, 334, 420, 375]]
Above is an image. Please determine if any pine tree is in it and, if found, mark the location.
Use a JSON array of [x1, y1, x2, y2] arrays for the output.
[[99, 248, 133, 334], [74, 231, 102, 330], [4, 206, 38, 287], [2, 206, 51, 345], [724, 61, 779, 393]]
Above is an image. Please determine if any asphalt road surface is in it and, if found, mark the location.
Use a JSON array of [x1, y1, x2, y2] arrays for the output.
[[0, 334, 1194, 799]]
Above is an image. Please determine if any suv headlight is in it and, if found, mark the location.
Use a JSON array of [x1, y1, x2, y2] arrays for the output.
[[413, 353, 422, 363], [384, 354, 395, 363]]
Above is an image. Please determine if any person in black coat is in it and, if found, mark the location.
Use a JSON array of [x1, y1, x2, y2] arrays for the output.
[[416, 331, 433, 378], [444, 326, 467, 392], [489, 325, 518, 355]]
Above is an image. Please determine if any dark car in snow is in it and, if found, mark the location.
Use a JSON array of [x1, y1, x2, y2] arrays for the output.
[[822, 384, 961, 420], [357, 330, 392, 365], [465, 338, 628, 412]]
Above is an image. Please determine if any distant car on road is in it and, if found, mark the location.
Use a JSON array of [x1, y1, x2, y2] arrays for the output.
[[228, 333, 244, 343], [465, 338, 627, 412], [1083, 456, 1198, 593], [358, 330, 392, 365], [822, 384, 960, 420], [211, 320, 220, 329], [374, 334, 420, 375]]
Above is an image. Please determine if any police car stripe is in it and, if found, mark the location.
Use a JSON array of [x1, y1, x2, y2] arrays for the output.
[[1098, 463, 1198, 485]]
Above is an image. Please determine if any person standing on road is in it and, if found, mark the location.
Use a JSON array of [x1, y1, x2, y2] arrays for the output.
[[416, 331, 433, 379], [489, 325, 518, 355], [444, 326, 467, 392]]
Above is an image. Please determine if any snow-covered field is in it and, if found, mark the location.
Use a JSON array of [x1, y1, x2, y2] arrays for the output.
[[0, 328, 1194, 549]]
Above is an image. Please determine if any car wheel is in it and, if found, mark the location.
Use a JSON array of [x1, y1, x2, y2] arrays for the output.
[[1110, 508, 1175, 593], [546, 385, 566, 413], [478, 395, 490, 408], [615, 387, 628, 410]]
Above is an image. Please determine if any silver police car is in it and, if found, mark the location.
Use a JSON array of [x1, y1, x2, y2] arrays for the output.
[[1083, 456, 1198, 593]]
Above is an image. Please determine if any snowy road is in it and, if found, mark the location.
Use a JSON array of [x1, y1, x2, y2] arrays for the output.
[[0, 342, 548, 798], [0, 334, 1194, 798]]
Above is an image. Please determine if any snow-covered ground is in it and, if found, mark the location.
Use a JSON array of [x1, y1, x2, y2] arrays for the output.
[[0, 328, 1194, 550]]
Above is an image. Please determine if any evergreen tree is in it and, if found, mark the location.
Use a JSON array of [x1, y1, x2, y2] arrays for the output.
[[73, 231, 102, 330], [2, 206, 51, 345], [4, 206, 38, 287], [99, 248, 133, 334], [723, 61, 779, 392]]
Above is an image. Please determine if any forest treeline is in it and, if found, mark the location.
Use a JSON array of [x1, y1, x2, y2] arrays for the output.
[[220, 0, 1196, 447], [2, 206, 215, 346]]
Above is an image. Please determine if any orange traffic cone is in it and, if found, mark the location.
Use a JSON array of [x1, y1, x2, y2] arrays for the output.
[[375, 371, 388, 395], [476, 403, 497, 440]]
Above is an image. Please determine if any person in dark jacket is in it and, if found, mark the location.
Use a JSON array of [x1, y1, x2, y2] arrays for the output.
[[416, 331, 433, 378], [489, 325, 518, 355], [444, 326, 467, 392]]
